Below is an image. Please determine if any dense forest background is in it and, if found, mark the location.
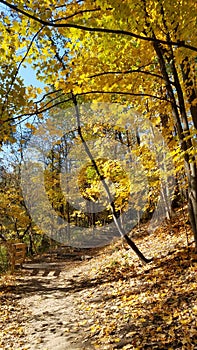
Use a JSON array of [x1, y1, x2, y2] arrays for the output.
[[0, 0, 197, 262]]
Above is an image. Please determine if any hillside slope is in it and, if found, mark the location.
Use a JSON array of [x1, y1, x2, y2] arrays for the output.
[[0, 206, 196, 350]]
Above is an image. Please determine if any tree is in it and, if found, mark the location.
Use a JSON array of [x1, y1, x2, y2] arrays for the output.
[[0, 0, 197, 253], [0, 165, 31, 241]]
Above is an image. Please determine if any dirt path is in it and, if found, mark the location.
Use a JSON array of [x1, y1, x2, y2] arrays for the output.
[[10, 256, 99, 350], [1, 242, 197, 350], [2, 209, 196, 350]]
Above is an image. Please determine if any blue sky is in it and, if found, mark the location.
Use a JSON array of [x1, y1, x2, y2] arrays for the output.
[[19, 65, 45, 88]]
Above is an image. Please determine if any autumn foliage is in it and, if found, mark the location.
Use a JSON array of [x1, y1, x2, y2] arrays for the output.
[[0, 1, 197, 255]]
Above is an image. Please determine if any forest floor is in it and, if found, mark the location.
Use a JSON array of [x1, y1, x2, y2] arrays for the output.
[[0, 206, 197, 350]]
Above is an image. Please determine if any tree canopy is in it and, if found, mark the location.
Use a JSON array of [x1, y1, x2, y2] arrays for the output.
[[0, 0, 197, 255]]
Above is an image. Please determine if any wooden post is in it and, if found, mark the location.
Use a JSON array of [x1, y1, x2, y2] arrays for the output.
[[8, 243, 27, 273]]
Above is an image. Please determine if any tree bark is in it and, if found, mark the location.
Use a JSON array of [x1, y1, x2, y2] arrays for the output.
[[181, 57, 197, 129]]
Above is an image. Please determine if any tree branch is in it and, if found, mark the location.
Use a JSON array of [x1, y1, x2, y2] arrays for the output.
[[5, 97, 72, 123], [53, 7, 102, 22], [89, 69, 165, 82], [1, 0, 197, 52], [2, 89, 176, 125], [0, 25, 44, 118], [35, 89, 63, 104], [76, 90, 174, 104]]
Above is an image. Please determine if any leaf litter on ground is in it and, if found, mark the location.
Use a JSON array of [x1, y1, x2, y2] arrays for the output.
[[77, 206, 197, 349], [0, 205, 196, 349]]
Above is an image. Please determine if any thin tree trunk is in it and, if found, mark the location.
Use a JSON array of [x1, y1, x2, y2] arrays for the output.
[[71, 93, 152, 264], [141, 0, 197, 250], [152, 39, 197, 252]]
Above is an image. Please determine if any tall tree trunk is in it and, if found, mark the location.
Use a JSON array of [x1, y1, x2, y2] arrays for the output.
[[181, 57, 197, 129], [152, 38, 197, 251], [180, 57, 197, 248], [141, 0, 197, 251]]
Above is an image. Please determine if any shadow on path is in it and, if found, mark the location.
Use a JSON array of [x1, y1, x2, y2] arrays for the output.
[[1, 247, 194, 299]]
